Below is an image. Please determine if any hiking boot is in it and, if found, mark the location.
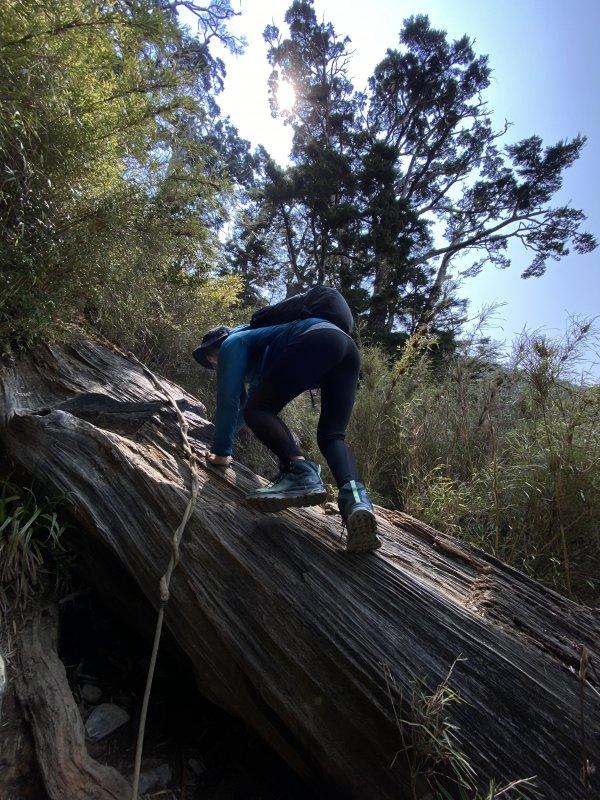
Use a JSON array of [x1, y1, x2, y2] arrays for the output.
[[338, 480, 381, 553], [245, 459, 327, 512]]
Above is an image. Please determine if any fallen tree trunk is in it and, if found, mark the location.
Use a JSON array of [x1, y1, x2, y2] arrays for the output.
[[1, 338, 598, 800], [12, 603, 130, 800]]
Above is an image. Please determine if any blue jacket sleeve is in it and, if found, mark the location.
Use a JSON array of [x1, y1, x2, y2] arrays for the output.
[[211, 334, 249, 456], [210, 323, 296, 455], [234, 385, 248, 435]]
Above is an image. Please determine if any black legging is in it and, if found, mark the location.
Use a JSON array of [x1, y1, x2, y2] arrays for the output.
[[243, 327, 361, 487]]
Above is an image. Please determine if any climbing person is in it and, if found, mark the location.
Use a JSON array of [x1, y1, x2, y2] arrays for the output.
[[193, 286, 380, 552]]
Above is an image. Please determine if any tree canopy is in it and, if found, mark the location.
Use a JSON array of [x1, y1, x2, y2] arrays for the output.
[[225, 0, 596, 347]]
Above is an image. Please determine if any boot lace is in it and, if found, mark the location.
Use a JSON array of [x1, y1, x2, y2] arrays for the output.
[[267, 461, 292, 487]]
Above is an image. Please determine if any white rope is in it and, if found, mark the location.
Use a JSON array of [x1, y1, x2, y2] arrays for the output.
[[126, 352, 200, 800]]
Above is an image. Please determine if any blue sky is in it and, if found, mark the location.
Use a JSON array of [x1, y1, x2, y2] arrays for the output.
[[190, 1, 600, 373]]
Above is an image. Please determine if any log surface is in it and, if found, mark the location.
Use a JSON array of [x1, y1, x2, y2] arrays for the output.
[[13, 603, 130, 800], [1, 339, 599, 800]]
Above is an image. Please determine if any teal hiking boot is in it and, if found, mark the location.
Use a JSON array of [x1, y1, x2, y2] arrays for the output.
[[245, 459, 327, 512], [338, 480, 381, 552]]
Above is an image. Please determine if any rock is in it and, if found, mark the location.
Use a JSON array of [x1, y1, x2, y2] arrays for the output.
[[81, 683, 102, 703], [187, 757, 205, 775], [135, 763, 171, 794], [85, 703, 130, 741]]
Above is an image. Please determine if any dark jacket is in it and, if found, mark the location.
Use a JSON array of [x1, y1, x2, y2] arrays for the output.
[[212, 317, 340, 455]]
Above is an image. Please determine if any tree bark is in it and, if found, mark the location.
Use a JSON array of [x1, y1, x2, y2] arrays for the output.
[[0, 638, 49, 800], [367, 254, 393, 334], [414, 249, 454, 335], [0, 338, 598, 800], [12, 602, 130, 800]]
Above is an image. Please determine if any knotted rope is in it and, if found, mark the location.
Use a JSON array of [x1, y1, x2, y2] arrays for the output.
[[125, 352, 200, 800]]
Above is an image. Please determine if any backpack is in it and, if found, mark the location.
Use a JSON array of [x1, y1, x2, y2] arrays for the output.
[[249, 285, 354, 335]]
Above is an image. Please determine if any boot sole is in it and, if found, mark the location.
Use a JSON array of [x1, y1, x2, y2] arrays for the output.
[[245, 488, 328, 513], [346, 508, 381, 553]]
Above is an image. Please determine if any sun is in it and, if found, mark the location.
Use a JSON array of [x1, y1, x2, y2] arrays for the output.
[[277, 81, 296, 112]]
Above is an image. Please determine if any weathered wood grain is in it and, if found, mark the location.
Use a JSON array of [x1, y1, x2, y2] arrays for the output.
[[1, 339, 598, 800], [14, 603, 130, 800]]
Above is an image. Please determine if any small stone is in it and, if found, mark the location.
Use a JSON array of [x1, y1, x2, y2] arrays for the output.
[[187, 758, 205, 775], [135, 763, 172, 794], [85, 703, 130, 740], [81, 684, 102, 703]]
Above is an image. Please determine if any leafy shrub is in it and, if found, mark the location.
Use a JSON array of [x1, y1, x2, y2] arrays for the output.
[[0, 479, 70, 608], [0, 0, 241, 354]]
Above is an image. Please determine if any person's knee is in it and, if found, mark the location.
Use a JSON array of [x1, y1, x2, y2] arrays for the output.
[[244, 398, 280, 427], [243, 403, 257, 426]]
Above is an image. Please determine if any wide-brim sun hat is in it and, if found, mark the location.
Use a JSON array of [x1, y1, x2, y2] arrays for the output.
[[192, 325, 231, 369]]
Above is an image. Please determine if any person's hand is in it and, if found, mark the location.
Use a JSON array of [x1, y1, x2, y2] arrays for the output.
[[206, 452, 232, 466]]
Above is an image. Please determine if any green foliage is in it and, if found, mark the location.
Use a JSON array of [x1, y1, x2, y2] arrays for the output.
[[388, 321, 600, 603], [122, 270, 244, 393], [0, 0, 245, 353], [0, 478, 70, 607]]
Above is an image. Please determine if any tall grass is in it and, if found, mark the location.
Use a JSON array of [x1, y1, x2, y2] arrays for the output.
[[384, 660, 539, 799], [358, 319, 600, 604], [0, 479, 71, 608]]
